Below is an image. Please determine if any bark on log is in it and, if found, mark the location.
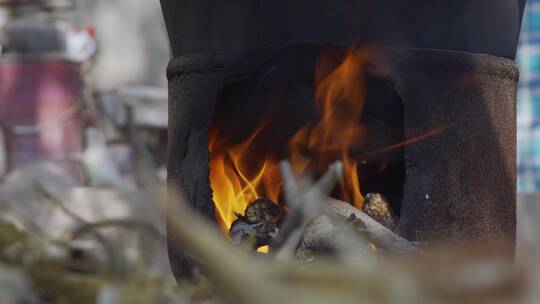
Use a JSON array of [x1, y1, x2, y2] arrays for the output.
[[298, 199, 418, 254], [328, 199, 418, 254], [297, 215, 335, 255]]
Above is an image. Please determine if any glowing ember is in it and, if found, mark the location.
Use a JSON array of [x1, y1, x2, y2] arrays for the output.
[[258, 246, 269, 253], [210, 47, 371, 230]]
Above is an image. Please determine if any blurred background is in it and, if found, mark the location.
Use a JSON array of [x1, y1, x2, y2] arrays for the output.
[[65, 0, 169, 91], [0, 0, 170, 187], [0, 0, 169, 89], [0, 2, 176, 302], [517, 0, 540, 264]]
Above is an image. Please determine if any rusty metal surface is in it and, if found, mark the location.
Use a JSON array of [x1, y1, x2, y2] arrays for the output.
[[385, 48, 517, 250]]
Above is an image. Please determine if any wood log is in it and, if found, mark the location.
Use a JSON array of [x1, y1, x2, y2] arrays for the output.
[[297, 215, 335, 256], [298, 199, 418, 255], [328, 199, 418, 254], [273, 161, 343, 261], [362, 193, 398, 230], [276, 160, 417, 257]]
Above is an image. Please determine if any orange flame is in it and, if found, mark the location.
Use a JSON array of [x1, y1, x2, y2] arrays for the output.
[[209, 125, 282, 229], [290, 47, 371, 207], [210, 46, 371, 229]]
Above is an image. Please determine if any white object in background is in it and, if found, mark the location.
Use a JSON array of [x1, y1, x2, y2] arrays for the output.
[[82, 127, 123, 187], [65, 26, 97, 63]]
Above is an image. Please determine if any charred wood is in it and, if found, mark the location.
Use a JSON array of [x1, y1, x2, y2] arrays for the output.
[[328, 199, 418, 254], [229, 198, 285, 250], [362, 193, 399, 230]]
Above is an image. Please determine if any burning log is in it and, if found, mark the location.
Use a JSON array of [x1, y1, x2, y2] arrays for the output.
[[228, 160, 415, 257], [274, 160, 418, 260], [244, 198, 285, 225], [229, 198, 286, 250], [297, 199, 416, 256], [273, 161, 344, 261]]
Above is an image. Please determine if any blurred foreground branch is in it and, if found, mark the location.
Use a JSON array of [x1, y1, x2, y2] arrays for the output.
[[0, 161, 530, 304], [165, 161, 528, 304]]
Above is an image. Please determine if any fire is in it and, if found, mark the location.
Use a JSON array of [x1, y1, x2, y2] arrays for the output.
[[290, 47, 371, 206], [210, 46, 371, 230], [209, 125, 282, 229]]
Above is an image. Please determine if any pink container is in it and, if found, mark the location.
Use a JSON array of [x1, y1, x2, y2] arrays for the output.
[[0, 56, 84, 181]]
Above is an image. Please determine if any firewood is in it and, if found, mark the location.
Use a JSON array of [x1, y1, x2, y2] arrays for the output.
[[244, 198, 285, 225], [229, 218, 258, 249], [362, 193, 398, 230], [297, 215, 335, 257], [229, 218, 280, 250], [229, 198, 285, 250], [274, 160, 416, 256], [327, 199, 418, 254], [273, 161, 344, 261], [297, 202, 413, 256]]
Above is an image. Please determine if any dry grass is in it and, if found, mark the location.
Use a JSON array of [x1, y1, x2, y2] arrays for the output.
[[0, 162, 534, 304]]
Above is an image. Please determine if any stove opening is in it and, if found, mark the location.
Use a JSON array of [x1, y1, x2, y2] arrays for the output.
[[209, 45, 406, 238]]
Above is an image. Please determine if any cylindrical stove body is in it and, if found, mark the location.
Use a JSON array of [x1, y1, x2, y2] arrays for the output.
[[162, 0, 520, 278], [385, 49, 517, 249], [160, 0, 524, 59]]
